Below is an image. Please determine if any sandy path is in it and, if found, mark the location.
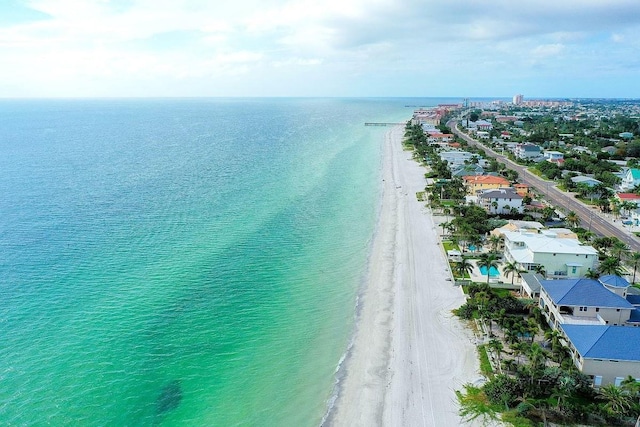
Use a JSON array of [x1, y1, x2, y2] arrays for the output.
[[326, 125, 480, 426]]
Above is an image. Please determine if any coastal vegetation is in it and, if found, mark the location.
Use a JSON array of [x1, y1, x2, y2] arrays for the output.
[[455, 284, 640, 426]]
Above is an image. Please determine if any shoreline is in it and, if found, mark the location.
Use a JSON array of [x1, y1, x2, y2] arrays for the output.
[[324, 125, 480, 426]]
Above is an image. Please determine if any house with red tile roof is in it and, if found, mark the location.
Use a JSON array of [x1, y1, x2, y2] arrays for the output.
[[462, 175, 510, 195]]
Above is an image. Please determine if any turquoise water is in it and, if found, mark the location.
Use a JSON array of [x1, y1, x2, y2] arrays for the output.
[[0, 98, 450, 425], [479, 266, 500, 277]]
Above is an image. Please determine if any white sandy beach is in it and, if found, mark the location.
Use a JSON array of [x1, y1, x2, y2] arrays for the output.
[[326, 126, 481, 426]]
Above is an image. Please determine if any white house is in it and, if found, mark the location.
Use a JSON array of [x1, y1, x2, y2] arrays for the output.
[[503, 230, 598, 278], [544, 150, 564, 166], [620, 168, 640, 191], [439, 151, 475, 168], [514, 143, 542, 160]]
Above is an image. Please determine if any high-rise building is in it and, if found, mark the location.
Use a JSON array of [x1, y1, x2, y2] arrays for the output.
[[512, 94, 524, 105]]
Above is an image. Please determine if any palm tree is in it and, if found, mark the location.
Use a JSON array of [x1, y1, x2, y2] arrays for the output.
[[610, 240, 630, 262], [532, 264, 546, 277], [621, 375, 640, 402], [627, 252, 640, 284], [440, 221, 451, 237], [621, 201, 638, 217], [597, 383, 633, 416], [502, 261, 520, 285], [477, 253, 500, 284], [565, 210, 580, 229], [528, 343, 547, 385], [584, 268, 600, 279], [455, 257, 474, 278], [598, 256, 624, 276], [488, 338, 504, 371], [488, 235, 502, 253], [551, 375, 576, 413]]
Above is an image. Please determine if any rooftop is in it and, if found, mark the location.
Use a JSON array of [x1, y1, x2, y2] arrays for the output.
[[542, 278, 635, 309], [561, 325, 640, 361], [462, 175, 510, 185], [478, 188, 523, 199], [599, 274, 630, 288], [616, 193, 640, 201], [504, 231, 597, 256]]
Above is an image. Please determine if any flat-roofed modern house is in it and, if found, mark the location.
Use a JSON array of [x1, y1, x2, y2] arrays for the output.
[[560, 324, 640, 387], [503, 230, 598, 278]]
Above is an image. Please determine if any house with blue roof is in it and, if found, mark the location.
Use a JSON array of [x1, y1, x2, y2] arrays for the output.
[[560, 325, 640, 387], [539, 277, 638, 329]]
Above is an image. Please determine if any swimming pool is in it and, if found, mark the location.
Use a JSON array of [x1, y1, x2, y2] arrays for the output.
[[479, 265, 499, 277]]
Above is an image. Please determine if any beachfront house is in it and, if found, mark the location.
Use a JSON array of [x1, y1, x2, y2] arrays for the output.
[[502, 230, 598, 279], [439, 151, 475, 168], [536, 275, 640, 386], [476, 188, 524, 214], [519, 273, 544, 299], [538, 276, 638, 329], [451, 164, 484, 177], [560, 325, 640, 387], [462, 175, 510, 195]]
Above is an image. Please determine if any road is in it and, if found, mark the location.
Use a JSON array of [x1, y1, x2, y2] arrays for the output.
[[447, 119, 640, 252]]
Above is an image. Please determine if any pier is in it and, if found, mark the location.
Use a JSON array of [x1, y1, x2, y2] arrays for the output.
[[364, 122, 405, 126]]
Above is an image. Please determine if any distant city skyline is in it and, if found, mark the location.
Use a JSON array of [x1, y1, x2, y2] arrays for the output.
[[1, 0, 640, 98]]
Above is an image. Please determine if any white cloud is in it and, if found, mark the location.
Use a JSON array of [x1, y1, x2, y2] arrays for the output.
[[531, 43, 565, 58], [0, 0, 639, 96]]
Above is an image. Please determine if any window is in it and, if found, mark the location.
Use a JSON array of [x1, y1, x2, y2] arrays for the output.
[[572, 266, 577, 274], [594, 376, 603, 387], [596, 308, 600, 312], [615, 377, 624, 386]]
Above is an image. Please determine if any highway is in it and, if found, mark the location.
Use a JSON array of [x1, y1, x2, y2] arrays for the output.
[[447, 119, 640, 252]]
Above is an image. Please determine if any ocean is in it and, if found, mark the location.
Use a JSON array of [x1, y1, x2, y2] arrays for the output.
[[0, 98, 450, 426]]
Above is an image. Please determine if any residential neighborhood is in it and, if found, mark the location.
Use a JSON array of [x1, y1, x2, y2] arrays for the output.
[[405, 98, 640, 425]]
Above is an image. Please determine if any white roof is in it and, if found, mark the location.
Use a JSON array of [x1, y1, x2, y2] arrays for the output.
[[503, 231, 598, 256]]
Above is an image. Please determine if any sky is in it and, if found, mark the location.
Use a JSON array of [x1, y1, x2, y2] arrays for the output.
[[1, 0, 639, 98]]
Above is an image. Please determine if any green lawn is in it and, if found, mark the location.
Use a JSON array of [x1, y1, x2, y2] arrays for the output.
[[442, 241, 460, 252], [477, 345, 493, 377]]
